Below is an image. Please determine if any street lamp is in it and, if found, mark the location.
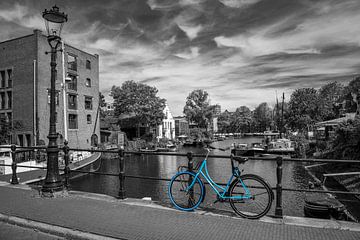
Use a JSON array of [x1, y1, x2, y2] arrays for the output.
[[42, 5, 68, 192]]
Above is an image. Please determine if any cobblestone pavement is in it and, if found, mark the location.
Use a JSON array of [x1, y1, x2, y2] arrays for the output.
[[0, 221, 65, 240], [0, 183, 360, 240]]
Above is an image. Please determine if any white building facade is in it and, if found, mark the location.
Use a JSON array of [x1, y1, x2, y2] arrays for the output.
[[157, 104, 175, 140]]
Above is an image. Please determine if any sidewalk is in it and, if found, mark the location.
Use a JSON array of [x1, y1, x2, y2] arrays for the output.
[[0, 183, 360, 240]]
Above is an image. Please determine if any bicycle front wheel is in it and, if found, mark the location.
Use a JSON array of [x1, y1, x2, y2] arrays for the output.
[[229, 174, 273, 219], [168, 171, 204, 211]]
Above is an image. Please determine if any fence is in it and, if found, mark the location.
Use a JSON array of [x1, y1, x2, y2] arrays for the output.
[[1, 143, 360, 218]]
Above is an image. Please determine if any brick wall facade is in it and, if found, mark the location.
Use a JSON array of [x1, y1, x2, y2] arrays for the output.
[[0, 30, 100, 149]]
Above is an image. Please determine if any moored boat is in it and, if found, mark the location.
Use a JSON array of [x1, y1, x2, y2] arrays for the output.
[[304, 192, 346, 220], [0, 145, 46, 175]]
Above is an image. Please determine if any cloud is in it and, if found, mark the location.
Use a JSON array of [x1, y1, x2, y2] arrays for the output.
[[174, 47, 200, 59], [219, 0, 262, 8], [0, 3, 27, 22], [2, 0, 360, 116], [177, 24, 203, 40]]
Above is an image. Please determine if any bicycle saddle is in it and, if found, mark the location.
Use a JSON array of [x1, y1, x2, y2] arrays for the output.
[[230, 154, 248, 164]]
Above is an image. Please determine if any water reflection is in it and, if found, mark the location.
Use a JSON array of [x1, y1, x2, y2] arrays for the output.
[[70, 137, 314, 217]]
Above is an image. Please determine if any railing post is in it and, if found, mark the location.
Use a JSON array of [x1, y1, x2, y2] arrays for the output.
[[10, 144, 19, 184], [187, 152, 194, 207], [275, 156, 283, 218], [118, 148, 126, 199], [187, 152, 193, 172], [63, 140, 70, 189]]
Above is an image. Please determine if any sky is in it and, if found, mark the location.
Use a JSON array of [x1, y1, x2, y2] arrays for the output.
[[1, 0, 360, 116]]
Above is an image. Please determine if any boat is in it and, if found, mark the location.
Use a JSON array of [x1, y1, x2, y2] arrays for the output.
[[156, 143, 177, 152], [139, 148, 158, 152], [183, 139, 196, 147], [231, 143, 265, 157], [166, 143, 177, 152], [266, 138, 295, 155], [68, 151, 102, 173], [304, 192, 346, 220], [0, 146, 102, 184], [0, 145, 46, 175]]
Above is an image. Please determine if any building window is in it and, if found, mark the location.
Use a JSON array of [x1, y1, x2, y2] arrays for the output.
[[47, 90, 60, 105], [0, 71, 5, 88], [7, 112, 12, 125], [68, 94, 77, 110], [68, 114, 78, 129], [7, 91, 12, 109], [87, 114, 92, 124], [85, 96, 93, 110], [0, 92, 5, 109], [7, 69, 12, 88], [17, 134, 24, 146], [67, 54, 77, 71], [67, 74, 77, 91], [85, 78, 91, 87], [86, 60, 91, 69]]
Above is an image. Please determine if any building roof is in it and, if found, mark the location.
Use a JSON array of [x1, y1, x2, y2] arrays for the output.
[[315, 113, 356, 127]]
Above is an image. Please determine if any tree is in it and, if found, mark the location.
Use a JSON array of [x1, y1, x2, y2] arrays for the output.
[[318, 81, 344, 120], [329, 117, 360, 159], [229, 106, 252, 133], [343, 76, 360, 115], [288, 88, 319, 132], [99, 92, 107, 119], [183, 89, 214, 128], [111, 80, 166, 137], [253, 102, 272, 132], [217, 110, 231, 133]]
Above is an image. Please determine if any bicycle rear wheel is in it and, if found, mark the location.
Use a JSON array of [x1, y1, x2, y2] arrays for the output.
[[168, 171, 204, 211], [229, 174, 273, 219]]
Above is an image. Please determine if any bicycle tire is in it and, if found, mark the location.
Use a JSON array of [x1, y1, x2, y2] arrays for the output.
[[168, 171, 204, 211], [229, 174, 273, 219]]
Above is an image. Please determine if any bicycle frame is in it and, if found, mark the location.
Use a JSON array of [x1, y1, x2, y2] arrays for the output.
[[188, 159, 251, 200]]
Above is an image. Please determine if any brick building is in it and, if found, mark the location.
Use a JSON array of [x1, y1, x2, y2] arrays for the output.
[[0, 30, 100, 149]]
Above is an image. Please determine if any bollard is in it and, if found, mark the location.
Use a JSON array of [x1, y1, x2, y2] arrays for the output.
[[10, 144, 19, 184], [118, 148, 126, 199], [275, 156, 283, 218], [186, 152, 194, 207], [63, 140, 70, 189]]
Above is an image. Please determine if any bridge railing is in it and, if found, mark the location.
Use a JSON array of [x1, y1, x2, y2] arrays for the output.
[[1, 143, 360, 218]]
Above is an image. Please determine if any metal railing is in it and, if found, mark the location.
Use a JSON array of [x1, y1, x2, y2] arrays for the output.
[[1, 143, 360, 218]]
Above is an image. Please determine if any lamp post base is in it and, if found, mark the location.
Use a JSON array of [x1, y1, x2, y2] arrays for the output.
[[42, 181, 64, 193]]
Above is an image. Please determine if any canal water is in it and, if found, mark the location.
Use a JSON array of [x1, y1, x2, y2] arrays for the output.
[[70, 137, 315, 217]]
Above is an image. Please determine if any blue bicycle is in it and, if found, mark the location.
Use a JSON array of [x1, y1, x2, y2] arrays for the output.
[[168, 148, 274, 219]]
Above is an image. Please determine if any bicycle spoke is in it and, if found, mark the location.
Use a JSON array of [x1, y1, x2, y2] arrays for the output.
[[169, 172, 204, 211], [229, 175, 272, 219]]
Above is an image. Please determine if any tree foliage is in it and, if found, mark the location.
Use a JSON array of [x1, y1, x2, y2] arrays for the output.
[[183, 89, 214, 128], [329, 117, 360, 159], [111, 80, 166, 129], [253, 102, 272, 132], [288, 88, 319, 132], [231, 106, 253, 132], [318, 81, 344, 120], [343, 77, 360, 115]]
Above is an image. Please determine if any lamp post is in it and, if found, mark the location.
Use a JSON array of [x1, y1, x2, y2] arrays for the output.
[[42, 5, 68, 192]]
